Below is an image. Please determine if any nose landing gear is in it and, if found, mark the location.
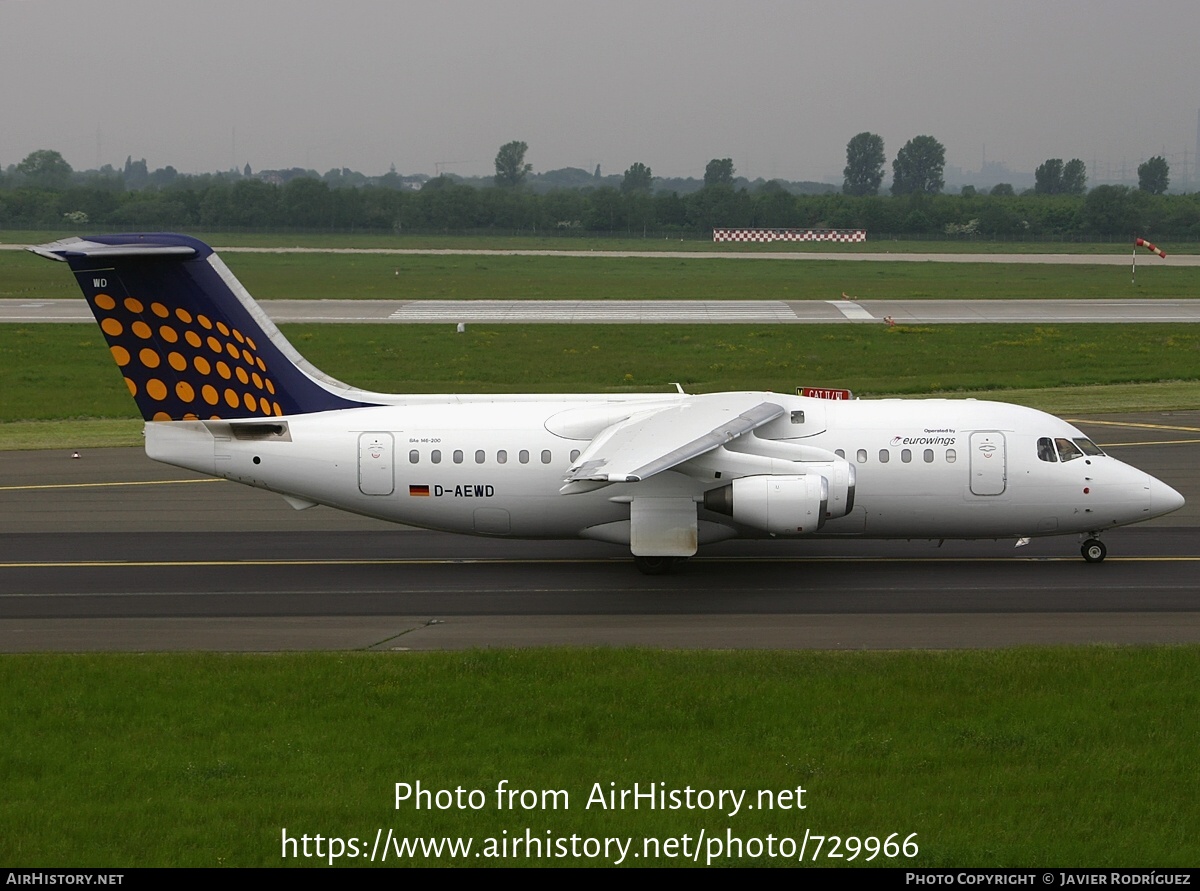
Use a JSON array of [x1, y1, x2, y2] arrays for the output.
[[1081, 538, 1107, 563]]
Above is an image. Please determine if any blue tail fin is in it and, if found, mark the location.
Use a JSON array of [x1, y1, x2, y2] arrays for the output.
[[31, 234, 376, 421]]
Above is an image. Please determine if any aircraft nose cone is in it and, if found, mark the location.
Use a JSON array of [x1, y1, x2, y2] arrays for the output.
[[1148, 475, 1185, 519]]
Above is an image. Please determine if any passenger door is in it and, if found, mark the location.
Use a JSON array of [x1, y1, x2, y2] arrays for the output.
[[358, 432, 394, 496], [969, 431, 1006, 496]]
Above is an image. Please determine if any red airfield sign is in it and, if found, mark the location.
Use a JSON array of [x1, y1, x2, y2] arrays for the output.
[[797, 387, 854, 400]]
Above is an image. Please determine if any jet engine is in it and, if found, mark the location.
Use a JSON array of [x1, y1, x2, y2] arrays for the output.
[[685, 442, 855, 521], [703, 474, 828, 535]]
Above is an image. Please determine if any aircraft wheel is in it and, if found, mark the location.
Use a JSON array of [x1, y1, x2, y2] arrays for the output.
[[634, 555, 678, 575], [1081, 539, 1107, 563]]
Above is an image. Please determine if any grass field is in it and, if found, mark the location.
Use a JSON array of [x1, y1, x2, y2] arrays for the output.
[[231, 253, 1197, 302], [2, 648, 1197, 867], [3, 242, 1197, 304], [3, 322, 1200, 446]]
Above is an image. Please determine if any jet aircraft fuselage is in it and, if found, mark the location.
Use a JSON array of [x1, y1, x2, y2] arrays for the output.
[[148, 394, 1175, 544]]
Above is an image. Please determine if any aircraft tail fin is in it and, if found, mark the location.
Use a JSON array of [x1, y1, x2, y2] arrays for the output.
[[31, 234, 376, 421]]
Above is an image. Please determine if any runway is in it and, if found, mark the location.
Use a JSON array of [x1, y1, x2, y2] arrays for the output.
[[5, 297, 1200, 325], [2, 413, 1198, 652]]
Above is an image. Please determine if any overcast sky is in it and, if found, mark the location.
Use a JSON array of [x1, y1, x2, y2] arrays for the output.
[[2, 0, 1196, 184]]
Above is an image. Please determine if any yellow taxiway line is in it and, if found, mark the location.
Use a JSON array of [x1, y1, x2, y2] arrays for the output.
[[0, 478, 223, 492], [1070, 418, 1200, 434]]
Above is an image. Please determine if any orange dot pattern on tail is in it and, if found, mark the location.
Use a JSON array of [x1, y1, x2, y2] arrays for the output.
[[90, 292, 283, 420]]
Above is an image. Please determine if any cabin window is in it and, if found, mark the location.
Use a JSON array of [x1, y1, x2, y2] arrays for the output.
[[835, 449, 845, 459], [408, 449, 419, 464], [475, 449, 486, 464], [790, 410, 805, 424], [856, 449, 867, 463], [541, 449, 552, 464], [1037, 437, 1056, 462], [946, 448, 956, 463], [878, 449, 890, 463], [901, 449, 912, 463], [1055, 438, 1083, 463], [570, 449, 581, 462], [519, 449, 529, 464], [431, 449, 441, 464], [453, 449, 464, 464], [923, 449, 934, 463], [497, 449, 508, 464]]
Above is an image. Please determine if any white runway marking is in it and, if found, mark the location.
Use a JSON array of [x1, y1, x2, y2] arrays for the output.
[[827, 299, 875, 320], [388, 300, 799, 323]]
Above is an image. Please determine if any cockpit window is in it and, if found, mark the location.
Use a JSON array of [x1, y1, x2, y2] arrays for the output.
[[1074, 438, 1104, 457], [1037, 437, 1056, 462], [1055, 437, 1084, 462]]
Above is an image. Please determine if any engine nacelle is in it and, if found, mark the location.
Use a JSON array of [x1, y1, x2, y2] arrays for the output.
[[703, 474, 828, 535], [793, 460, 855, 519], [698, 440, 856, 520]]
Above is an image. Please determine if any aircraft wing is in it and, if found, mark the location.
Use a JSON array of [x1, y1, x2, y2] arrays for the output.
[[564, 393, 785, 483]]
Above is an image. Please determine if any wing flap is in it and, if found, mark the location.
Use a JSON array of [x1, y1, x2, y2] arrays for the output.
[[564, 393, 785, 483]]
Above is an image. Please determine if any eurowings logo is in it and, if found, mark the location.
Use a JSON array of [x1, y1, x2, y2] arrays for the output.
[[891, 434, 957, 446]]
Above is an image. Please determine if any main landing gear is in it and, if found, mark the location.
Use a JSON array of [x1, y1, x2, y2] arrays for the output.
[[1081, 537, 1107, 563], [633, 555, 686, 576]]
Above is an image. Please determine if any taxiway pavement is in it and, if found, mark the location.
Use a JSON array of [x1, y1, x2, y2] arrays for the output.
[[2, 413, 1197, 652]]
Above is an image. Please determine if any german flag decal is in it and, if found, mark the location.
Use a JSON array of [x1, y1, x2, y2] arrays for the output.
[[409, 485, 430, 497]]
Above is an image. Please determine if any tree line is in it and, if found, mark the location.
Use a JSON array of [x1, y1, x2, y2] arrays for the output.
[[2, 146, 1197, 240], [842, 132, 1173, 198]]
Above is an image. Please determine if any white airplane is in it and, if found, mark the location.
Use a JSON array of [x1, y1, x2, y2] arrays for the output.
[[32, 234, 1184, 573]]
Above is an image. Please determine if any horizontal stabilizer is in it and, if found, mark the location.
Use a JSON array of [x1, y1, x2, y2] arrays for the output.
[[29, 237, 197, 261]]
